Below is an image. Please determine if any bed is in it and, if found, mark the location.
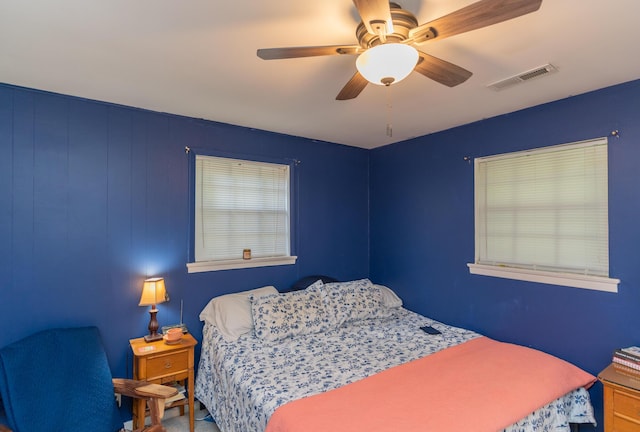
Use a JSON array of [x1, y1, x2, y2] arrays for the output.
[[194, 278, 596, 432]]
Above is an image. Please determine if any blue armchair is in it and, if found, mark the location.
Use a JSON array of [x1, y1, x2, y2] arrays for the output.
[[0, 327, 176, 432]]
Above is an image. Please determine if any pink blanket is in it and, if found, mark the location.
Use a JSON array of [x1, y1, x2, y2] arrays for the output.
[[265, 337, 595, 432]]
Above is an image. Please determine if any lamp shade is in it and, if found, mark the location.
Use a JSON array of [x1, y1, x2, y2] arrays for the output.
[[356, 43, 419, 86], [138, 277, 167, 307]]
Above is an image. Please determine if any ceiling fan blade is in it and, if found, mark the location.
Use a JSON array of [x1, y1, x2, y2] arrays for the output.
[[409, 0, 542, 41], [414, 52, 473, 87], [336, 71, 369, 100], [352, 0, 393, 36], [257, 45, 362, 60]]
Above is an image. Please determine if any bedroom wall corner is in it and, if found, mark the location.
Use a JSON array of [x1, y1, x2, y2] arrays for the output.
[[369, 78, 640, 432]]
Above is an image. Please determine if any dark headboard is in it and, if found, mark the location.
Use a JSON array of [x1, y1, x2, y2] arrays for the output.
[[283, 275, 338, 293]]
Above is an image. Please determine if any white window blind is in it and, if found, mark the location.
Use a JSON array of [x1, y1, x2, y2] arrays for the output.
[[474, 138, 610, 278], [194, 155, 291, 263]]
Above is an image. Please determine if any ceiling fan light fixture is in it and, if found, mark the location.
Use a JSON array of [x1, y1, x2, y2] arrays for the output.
[[356, 43, 418, 86]]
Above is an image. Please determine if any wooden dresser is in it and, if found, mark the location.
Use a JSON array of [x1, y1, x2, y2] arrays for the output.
[[599, 363, 640, 432], [130, 333, 198, 432]]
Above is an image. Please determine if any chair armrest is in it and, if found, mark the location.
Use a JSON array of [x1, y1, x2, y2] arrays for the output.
[[133, 384, 178, 399], [113, 378, 177, 429], [112, 378, 178, 400]]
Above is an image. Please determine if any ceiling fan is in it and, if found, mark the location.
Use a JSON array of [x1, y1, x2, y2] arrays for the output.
[[257, 0, 543, 100]]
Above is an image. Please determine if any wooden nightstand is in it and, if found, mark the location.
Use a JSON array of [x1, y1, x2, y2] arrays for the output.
[[598, 363, 640, 431], [130, 333, 198, 432]]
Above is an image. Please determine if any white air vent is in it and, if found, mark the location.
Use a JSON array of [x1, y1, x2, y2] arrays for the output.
[[487, 64, 558, 91]]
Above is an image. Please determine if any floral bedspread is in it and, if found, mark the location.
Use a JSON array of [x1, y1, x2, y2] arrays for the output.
[[194, 308, 595, 432]]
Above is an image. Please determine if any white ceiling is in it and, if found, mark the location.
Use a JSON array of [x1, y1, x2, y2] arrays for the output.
[[1, 0, 639, 149]]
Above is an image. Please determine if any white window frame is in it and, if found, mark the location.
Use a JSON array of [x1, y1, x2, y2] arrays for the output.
[[187, 154, 297, 273], [468, 137, 619, 292]]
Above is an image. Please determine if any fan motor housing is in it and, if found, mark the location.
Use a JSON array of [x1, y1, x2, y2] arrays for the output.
[[356, 3, 418, 48]]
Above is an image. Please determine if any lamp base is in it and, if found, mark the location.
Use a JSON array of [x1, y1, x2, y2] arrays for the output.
[[143, 333, 164, 343], [144, 307, 163, 343]]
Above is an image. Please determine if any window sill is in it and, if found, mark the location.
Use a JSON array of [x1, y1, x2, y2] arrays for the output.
[[187, 256, 297, 273], [467, 263, 619, 293]]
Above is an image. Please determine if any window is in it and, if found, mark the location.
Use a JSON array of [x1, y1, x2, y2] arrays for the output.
[[187, 154, 297, 273], [468, 137, 619, 292]]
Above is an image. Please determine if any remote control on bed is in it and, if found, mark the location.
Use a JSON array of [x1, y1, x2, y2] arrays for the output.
[[420, 325, 442, 335]]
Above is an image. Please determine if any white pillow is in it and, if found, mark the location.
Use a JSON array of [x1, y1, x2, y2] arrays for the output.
[[199, 286, 278, 342], [374, 284, 403, 308]]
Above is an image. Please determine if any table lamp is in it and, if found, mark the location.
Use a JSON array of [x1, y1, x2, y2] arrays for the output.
[[139, 277, 168, 342]]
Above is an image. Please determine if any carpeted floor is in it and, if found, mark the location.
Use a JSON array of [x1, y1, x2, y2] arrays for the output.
[[161, 410, 220, 432]]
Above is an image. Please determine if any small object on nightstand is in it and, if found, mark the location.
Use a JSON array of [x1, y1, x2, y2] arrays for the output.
[[164, 328, 183, 344], [162, 323, 189, 334], [161, 300, 189, 335]]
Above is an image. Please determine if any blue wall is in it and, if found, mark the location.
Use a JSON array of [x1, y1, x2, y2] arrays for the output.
[[370, 79, 640, 431], [0, 83, 370, 394]]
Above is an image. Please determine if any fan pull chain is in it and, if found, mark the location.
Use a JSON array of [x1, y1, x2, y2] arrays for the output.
[[386, 86, 393, 137]]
